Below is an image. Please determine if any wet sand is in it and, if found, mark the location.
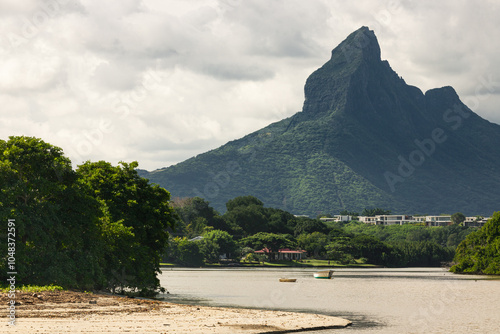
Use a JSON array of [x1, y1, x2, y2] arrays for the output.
[[1, 291, 351, 333]]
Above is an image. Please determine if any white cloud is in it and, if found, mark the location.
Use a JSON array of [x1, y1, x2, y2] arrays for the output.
[[0, 0, 499, 170]]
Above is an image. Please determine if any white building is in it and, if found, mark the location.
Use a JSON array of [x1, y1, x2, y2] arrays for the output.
[[359, 215, 417, 225], [358, 214, 489, 227], [425, 216, 452, 226], [358, 216, 377, 224], [375, 215, 417, 225], [464, 217, 490, 227], [320, 215, 353, 223], [413, 216, 427, 223]]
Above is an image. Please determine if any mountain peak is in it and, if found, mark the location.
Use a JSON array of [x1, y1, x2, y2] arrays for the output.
[[302, 27, 382, 114], [146, 27, 500, 217], [331, 26, 381, 65]]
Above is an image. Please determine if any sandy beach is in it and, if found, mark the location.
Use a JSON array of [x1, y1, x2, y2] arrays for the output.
[[1, 291, 351, 333]]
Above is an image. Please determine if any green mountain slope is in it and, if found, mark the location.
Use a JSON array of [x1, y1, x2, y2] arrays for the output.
[[143, 27, 500, 216]]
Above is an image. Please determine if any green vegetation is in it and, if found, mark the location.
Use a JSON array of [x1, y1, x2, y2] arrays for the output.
[[451, 212, 500, 274], [0, 284, 64, 293], [0, 136, 176, 296], [451, 212, 466, 225], [164, 195, 477, 268]]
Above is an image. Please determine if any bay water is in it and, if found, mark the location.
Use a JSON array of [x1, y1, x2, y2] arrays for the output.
[[158, 267, 500, 333]]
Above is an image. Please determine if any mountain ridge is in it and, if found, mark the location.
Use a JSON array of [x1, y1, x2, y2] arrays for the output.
[[141, 27, 500, 216]]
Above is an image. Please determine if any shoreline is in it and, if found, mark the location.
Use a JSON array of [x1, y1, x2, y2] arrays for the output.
[[1, 290, 351, 333]]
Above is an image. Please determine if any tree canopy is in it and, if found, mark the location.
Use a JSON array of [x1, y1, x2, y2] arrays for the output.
[[451, 212, 500, 274], [0, 136, 176, 295], [77, 160, 176, 294], [0, 136, 104, 289], [451, 212, 466, 225]]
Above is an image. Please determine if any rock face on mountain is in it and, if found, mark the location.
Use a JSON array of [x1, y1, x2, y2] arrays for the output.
[[142, 27, 500, 216]]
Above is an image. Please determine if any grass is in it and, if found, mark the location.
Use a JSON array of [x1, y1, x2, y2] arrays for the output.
[[160, 259, 380, 268], [238, 259, 378, 267], [0, 284, 64, 293]]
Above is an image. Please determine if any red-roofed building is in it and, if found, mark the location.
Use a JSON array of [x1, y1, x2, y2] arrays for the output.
[[254, 247, 307, 260]]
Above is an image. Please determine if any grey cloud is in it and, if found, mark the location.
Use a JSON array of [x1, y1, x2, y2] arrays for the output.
[[1, 0, 499, 171]]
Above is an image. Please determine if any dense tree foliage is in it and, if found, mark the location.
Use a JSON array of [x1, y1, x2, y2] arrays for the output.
[[297, 232, 329, 258], [226, 196, 264, 211], [0, 136, 176, 295], [451, 212, 500, 274], [170, 197, 228, 237], [293, 218, 329, 236], [361, 208, 391, 216], [166, 237, 204, 266], [0, 136, 105, 289], [240, 232, 295, 254], [77, 160, 176, 295], [200, 230, 237, 263], [165, 195, 479, 268], [451, 212, 466, 225]]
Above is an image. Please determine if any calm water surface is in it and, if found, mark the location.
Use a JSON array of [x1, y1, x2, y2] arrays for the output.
[[158, 268, 500, 333]]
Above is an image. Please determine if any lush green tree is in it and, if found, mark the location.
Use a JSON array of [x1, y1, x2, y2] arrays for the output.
[[240, 246, 254, 258], [293, 218, 329, 236], [351, 235, 392, 264], [171, 197, 230, 235], [325, 237, 357, 264], [200, 229, 237, 263], [166, 237, 204, 266], [0, 136, 106, 289], [451, 212, 500, 274], [77, 160, 176, 295], [240, 232, 295, 255], [389, 241, 454, 267], [297, 232, 329, 258], [328, 227, 349, 239], [242, 252, 259, 263], [451, 212, 466, 225], [223, 204, 268, 236], [226, 195, 264, 211], [266, 209, 295, 234]]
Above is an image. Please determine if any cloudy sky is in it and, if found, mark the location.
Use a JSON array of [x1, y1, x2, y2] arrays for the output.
[[1, 0, 499, 171]]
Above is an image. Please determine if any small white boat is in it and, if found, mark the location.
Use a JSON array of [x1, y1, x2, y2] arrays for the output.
[[313, 270, 334, 279]]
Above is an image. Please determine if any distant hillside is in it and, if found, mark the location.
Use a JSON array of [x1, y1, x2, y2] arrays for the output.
[[142, 27, 500, 216]]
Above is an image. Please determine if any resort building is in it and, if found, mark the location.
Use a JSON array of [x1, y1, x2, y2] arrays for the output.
[[359, 215, 417, 225], [464, 217, 490, 227], [425, 216, 452, 226], [413, 216, 427, 223], [329, 213, 491, 227], [320, 215, 352, 223], [376, 215, 416, 225], [358, 216, 377, 224]]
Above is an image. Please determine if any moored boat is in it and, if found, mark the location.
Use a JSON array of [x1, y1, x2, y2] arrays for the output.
[[279, 278, 297, 282], [313, 270, 334, 279]]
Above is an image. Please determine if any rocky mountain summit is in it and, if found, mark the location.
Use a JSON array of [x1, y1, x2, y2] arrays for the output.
[[141, 27, 500, 216]]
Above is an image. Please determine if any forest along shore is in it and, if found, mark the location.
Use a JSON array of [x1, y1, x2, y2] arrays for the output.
[[0, 291, 351, 333]]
